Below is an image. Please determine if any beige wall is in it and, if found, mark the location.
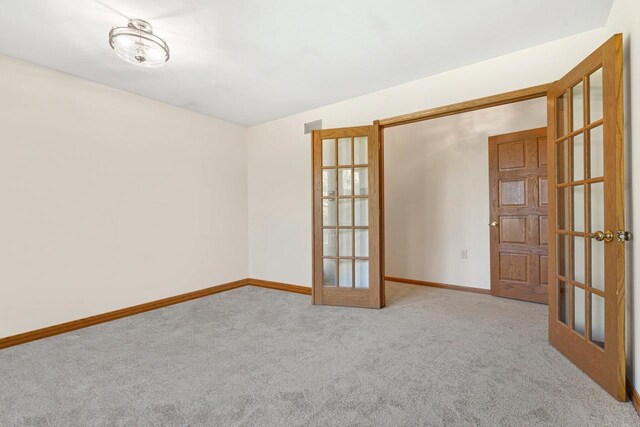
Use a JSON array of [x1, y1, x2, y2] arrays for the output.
[[0, 55, 248, 338], [384, 98, 546, 289]]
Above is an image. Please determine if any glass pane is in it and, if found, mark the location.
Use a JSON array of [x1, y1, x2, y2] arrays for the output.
[[354, 198, 368, 226], [556, 139, 569, 184], [322, 169, 336, 197], [354, 137, 368, 164], [322, 139, 335, 167], [322, 199, 336, 226], [355, 260, 369, 288], [572, 81, 584, 131], [572, 185, 584, 232], [338, 199, 352, 226], [338, 168, 352, 196], [323, 229, 336, 256], [591, 238, 605, 292], [323, 259, 336, 287], [354, 167, 369, 196], [574, 236, 585, 284], [355, 229, 369, 257], [589, 68, 603, 123], [572, 133, 584, 181], [338, 259, 353, 287], [590, 182, 604, 233], [590, 125, 604, 178], [557, 187, 569, 231], [338, 138, 351, 165], [556, 92, 569, 138], [557, 234, 569, 278], [574, 286, 586, 336], [559, 281, 569, 325], [591, 293, 605, 348], [339, 229, 353, 257]]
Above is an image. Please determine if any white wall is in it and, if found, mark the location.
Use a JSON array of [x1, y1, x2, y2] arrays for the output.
[[0, 55, 248, 338], [248, 28, 607, 287], [603, 0, 640, 391], [384, 98, 547, 289]]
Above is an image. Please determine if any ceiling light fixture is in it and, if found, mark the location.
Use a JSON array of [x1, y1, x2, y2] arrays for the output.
[[109, 19, 169, 68]]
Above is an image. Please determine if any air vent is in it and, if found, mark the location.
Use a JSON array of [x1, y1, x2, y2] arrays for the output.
[[304, 119, 322, 135]]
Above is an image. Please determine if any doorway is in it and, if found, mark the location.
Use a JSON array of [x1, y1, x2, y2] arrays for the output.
[[311, 34, 627, 401], [382, 100, 547, 298]]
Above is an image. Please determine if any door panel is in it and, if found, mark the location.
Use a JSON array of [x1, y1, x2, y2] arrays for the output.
[[489, 127, 548, 304], [312, 125, 382, 308], [547, 34, 626, 401]]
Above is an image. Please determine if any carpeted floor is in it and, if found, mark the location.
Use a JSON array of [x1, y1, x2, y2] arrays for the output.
[[0, 281, 638, 426]]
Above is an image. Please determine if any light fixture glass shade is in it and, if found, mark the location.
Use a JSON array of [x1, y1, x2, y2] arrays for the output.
[[109, 19, 169, 67]]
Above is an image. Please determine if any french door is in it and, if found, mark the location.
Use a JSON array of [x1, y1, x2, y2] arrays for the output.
[[548, 34, 627, 400], [312, 125, 383, 308]]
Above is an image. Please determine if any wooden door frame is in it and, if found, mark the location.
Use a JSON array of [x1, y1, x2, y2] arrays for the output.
[[374, 83, 552, 305], [312, 83, 555, 305]]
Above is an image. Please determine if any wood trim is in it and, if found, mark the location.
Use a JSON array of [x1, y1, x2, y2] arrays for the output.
[[376, 120, 386, 308], [379, 83, 552, 128], [369, 123, 383, 308], [312, 129, 322, 305], [385, 276, 491, 295], [0, 278, 313, 351], [318, 126, 372, 138], [247, 278, 312, 295], [627, 377, 640, 416]]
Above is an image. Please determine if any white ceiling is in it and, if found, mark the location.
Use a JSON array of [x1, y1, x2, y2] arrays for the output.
[[0, 0, 613, 126]]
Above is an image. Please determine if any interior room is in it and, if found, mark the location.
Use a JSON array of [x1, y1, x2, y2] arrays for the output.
[[384, 98, 547, 295], [1, 0, 640, 425]]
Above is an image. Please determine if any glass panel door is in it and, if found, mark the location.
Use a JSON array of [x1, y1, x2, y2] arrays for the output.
[[313, 125, 381, 308], [548, 34, 626, 401], [322, 135, 370, 289]]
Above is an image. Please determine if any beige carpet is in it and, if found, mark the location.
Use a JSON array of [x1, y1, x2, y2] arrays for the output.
[[0, 281, 638, 426]]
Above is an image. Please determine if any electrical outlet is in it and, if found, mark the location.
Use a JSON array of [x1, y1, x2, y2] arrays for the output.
[[460, 250, 468, 259]]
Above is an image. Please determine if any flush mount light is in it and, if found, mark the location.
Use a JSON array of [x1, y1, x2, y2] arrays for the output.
[[109, 19, 169, 68]]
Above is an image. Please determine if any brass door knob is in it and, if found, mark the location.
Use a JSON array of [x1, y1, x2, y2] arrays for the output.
[[489, 221, 499, 228], [592, 230, 614, 242], [617, 230, 632, 242]]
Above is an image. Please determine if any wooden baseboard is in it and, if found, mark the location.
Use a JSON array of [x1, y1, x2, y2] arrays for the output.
[[0, 278, 314, 351], [627, 377, 640, 416], [247, 278, 312, 295], [0, 279, 248, 351], [385, 276, 491, 295]]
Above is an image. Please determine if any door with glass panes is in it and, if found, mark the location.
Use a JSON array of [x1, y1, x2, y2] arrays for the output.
[[312, 125, 382, 308], [548, 34, 627, 401]]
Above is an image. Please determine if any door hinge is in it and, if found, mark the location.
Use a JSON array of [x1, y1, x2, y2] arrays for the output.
[[617, 230, 632, 242]]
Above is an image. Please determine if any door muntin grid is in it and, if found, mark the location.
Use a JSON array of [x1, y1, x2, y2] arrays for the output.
[[321, 136, 370, 289], [554, 67, 605, 349]]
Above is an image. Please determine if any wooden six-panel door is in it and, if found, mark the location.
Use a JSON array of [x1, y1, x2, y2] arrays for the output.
[[489, 127, 549, 304], [312, 125, 382, 308]]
